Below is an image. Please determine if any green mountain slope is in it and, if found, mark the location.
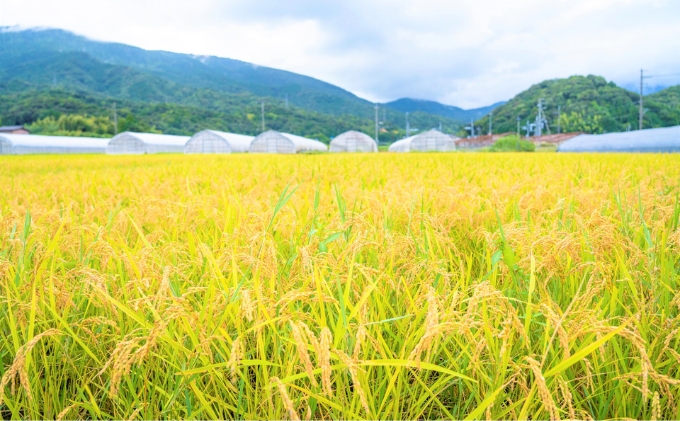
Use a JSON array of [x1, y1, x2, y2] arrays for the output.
[[648, 86, 680, 127], [386, 98, 505, 122], [0, 28, 464, 141], [0, 27, 374, 117], [0, 88, 459, 143], [474, 75, 680, 135]]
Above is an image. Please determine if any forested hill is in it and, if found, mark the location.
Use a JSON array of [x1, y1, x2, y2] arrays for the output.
[[0, 88, 465, 143], [0, 27, 465, 141], [474, 75, 680, 135], [0, 27, 372, 117]]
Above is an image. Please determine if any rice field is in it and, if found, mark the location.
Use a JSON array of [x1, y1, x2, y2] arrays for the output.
[[1, 153, 680, 420]]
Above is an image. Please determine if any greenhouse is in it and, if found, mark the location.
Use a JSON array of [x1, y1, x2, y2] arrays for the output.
[[557, 125, 680, 152], [249, 130, 327, 154], [329, 130, 378, 152], [388, 129, 457, 152], [106, 132, 190, 154], [185, 130, 254, 154], [0, 133, 108, 155]]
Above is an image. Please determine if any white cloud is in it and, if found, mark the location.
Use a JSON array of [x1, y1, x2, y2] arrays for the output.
[[1, 0, 678, 108]]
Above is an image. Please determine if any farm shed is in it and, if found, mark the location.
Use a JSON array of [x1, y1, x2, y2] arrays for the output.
[[185, 130, 254, 154], [106, 132, 190, 154], [0, 133, 108, 154], [388, 129, 457, 152], [0, 125, 30, 134], [557, 126, 680, 152], [249, 130, 327, 154], [329, 130, 377, 152]]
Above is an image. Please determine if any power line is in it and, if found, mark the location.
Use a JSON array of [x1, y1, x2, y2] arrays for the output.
[[639, 69, 652, 130], [646, 73, 680, 78]]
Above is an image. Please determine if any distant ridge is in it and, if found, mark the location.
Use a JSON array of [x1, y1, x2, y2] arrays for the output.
[[385, 98, 506, 122]]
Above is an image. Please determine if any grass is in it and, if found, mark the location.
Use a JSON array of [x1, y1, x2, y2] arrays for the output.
[[489, 135, 535, 152], [0, 152, 679, 419]]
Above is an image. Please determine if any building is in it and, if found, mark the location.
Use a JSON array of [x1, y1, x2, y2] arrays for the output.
[[0, 133, 108, 154], [329, 130, 378, 153], [249, 130, 327, 154], [557, 126, 680, 152], [389, 129, 457, 152], [455, 132, 582, 150], [184, 130, 254, 154], [455, 133, 510, 150], [0, 125, 30, 135], [106, 132, 190, 154]]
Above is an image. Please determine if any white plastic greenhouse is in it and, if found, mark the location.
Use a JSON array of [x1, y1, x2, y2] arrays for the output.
[[0, 133, 108, 155], [388, 129, 457, 152], [249, 130, 327, 154], [329, 130, 377, 153], [106, 132, 190, 154], [557, 126, 680, 152], [185, 130, 254, 154]]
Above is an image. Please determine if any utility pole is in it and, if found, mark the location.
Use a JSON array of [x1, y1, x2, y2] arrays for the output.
[[374, 104, 379, 143], [261, 102, 265, 132], [516, 116, 521, 138], [405, 112, 410, 138], [113, 101, 118, 135], [639, 69, 643, 130], [488, 111, 493, 136], [536, 99, 543, 137]]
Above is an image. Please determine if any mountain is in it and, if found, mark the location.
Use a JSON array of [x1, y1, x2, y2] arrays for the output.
[[0, 88, 379, 140], [0, 27, 373, 117], [648, 85, 680, 111], [0, 27, 464, 141], [473, 75, 680, 135], [385, 98, 505, 122]]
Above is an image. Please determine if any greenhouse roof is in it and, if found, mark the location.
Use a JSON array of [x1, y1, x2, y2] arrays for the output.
[[112, 132, 190, 146], [389, 129, 456, 152], [330, 130, 377, 152], [253, 130, 327, 152], [198, 130, 253, 147], [279, 132, 325, 147], [389, 134, 417, 151], [0, 133, 109, 148], [557, 125, 680, 152]]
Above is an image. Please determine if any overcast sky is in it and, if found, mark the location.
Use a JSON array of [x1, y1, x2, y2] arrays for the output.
[[1, 0, 679, 108]]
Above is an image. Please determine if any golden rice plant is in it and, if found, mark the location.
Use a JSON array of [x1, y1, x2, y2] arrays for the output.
[[0, 152, 680, 419]]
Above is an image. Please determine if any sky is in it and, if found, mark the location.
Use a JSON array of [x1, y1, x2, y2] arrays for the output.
[[1, 0, 679, 108]]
